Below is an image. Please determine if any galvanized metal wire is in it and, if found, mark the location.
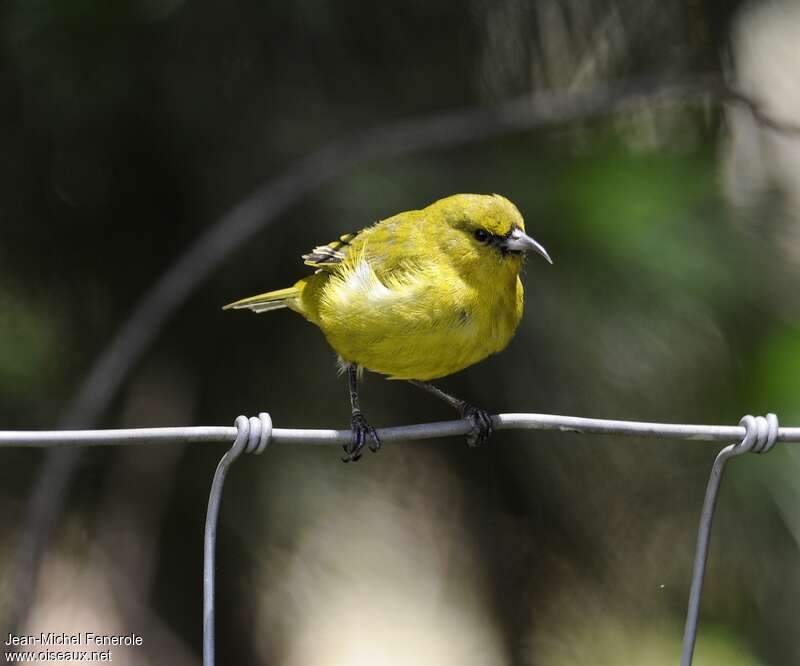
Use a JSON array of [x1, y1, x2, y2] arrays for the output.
[[3, 412, 800, 447], [203, 413, 271, 666], [680, 413, 779, 666], [0, 410, 795, 665]]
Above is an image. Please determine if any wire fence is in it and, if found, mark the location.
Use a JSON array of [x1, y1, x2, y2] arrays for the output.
[[0, 410, 794, 665]]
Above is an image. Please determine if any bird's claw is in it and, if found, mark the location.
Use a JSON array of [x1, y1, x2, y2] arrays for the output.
[[460, 403, 494, 447], [342, 411, 381, 462]]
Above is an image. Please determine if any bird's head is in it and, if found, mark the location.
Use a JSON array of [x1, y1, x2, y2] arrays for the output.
[[428, 193, 552, 272]]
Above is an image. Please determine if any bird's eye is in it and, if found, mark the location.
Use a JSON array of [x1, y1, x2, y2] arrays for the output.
[[473, 229, 490, 243]]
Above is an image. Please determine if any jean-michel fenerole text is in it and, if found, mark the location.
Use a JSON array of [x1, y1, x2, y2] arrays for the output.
[[5, 632, 143, 647]]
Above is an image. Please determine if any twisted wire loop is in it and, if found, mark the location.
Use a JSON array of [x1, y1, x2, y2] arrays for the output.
[[203, 413, 272, 666], [681, 413, 779, 666]]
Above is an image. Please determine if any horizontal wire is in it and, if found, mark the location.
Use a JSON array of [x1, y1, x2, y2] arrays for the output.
[[2, 413, 800, 447]]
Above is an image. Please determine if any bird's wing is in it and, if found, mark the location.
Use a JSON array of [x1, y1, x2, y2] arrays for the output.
[[302, 212, 429, 277], [302, 231, 364, 269]]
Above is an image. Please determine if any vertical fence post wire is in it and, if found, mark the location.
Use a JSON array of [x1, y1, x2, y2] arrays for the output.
[[203, 413, 272, 666], [680, 413, 778, 666]]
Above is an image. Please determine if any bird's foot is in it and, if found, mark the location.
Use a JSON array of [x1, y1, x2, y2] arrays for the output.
[[459, 403, 494, 447], [342, 411, 381, 462]]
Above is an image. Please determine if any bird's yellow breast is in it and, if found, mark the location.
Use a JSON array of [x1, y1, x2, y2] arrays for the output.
[[294, 255, 524, 381]]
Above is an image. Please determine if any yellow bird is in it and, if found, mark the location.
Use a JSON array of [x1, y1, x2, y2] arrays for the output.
[[224, 193, 552, 461]]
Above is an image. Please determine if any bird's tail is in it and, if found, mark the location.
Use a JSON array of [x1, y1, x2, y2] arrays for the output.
[[222, 285, 302, 314]]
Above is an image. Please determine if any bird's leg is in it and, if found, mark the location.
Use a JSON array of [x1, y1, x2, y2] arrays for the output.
[[342, 364, 381, 462], [408, 380, 493, 447]]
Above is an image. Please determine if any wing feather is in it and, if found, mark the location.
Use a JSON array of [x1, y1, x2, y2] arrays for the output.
[[302, 231, 362, 268]]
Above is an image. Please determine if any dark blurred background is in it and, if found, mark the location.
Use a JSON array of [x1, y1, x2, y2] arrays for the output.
[[3, 0, 800, 664]]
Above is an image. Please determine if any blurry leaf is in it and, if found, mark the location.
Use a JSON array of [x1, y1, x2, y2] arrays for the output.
[[561, 145, 727, 297], [0, 287, 58, 397], [529, 598, 762, 666], [751, 325, 800, 422]]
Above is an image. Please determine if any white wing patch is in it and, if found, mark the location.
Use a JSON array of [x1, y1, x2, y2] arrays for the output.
[[323, 257, 423, 314], [343, 260, 393, 302]]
